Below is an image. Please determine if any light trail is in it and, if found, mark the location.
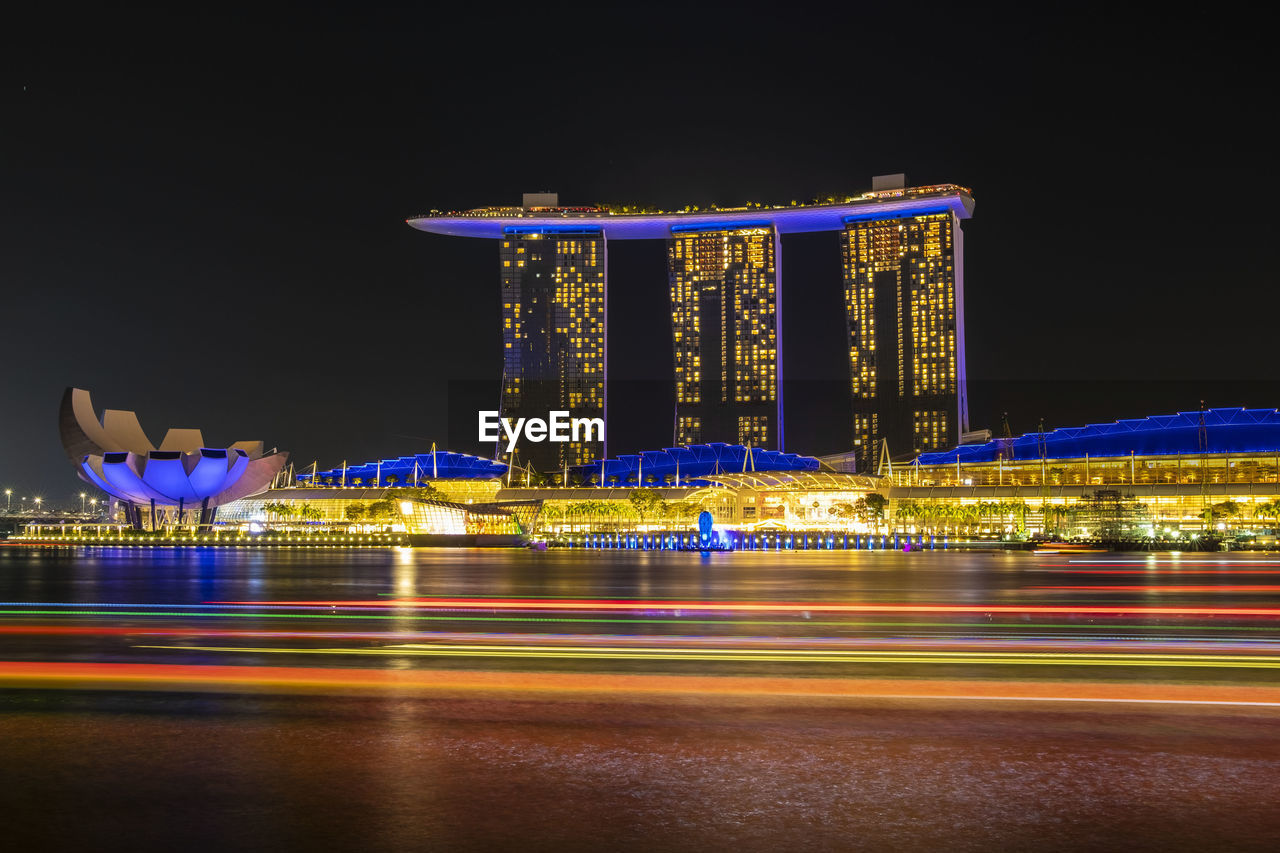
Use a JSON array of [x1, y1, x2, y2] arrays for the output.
[[132, 642, 1280, 669], [4, 661, 1280, 708], [1030, 585, 1280, 592], [211, 597, 1280, 617], [1064, 558, 1280, 563], [7, 624, 1280, 655], [9, 609, 1280, 631], [1036, 569, 1280, 575]]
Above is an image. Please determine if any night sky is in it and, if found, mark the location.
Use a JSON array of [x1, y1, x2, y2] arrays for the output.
[[3, 5, 1276, 503]]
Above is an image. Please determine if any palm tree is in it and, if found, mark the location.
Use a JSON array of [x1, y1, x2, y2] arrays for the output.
[[976, 501, 999, 535], [1255, 500, 1280, 527], [894, 500, 917, 530]]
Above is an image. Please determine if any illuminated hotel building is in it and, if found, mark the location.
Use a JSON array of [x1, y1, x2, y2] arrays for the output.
[[669, 223, 780, 448], [842, 177, 970, 471], [408, 179, 972, 470], [500, 219, 606, 471]]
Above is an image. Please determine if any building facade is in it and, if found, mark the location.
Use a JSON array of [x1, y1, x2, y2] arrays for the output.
[[842, 184, 969, 472], [885, 407, 1280, 540], [668, 223, 780, 448], [409, 180, 974, 470], [500, 223, 606, 471]]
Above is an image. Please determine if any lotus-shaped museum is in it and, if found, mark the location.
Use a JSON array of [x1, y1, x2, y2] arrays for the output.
[[59, 388, 288, 524]]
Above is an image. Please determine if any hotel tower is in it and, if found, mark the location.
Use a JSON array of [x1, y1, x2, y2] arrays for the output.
[[409, 177, 972, 474], [668, 222, 780, 449], [499, 195, 606, 471], [841, 175, 969, 471]]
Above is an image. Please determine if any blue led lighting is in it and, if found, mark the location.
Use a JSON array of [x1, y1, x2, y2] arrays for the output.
[[410, 193, 973, 241], [300, 450, 507, 485], [669, 220, 773, 234], [502, 225, 603, 236], [842, 207, 952, 224], [568, 443, 820, 487], [916, 407, 1280, 465]]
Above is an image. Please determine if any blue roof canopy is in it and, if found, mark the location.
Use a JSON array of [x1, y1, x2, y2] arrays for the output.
[[569, 443, 820, 487], [916, 408, 1280, 466], [300, 451, 507, 484]]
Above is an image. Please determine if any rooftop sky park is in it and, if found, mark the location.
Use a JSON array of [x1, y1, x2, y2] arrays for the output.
[[408, 177, 974, 474]]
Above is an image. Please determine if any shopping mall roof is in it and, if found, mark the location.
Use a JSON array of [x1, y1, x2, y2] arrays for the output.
[[300, 451, 506, 485], [916, 408, 1280, 466], [700, 471, 884, 492], [570, 443, 821, 487]]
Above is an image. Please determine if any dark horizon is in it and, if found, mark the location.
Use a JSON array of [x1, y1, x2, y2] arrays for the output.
[[3, 5, 1276, 503]]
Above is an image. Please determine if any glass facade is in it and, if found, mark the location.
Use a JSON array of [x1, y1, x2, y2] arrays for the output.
[[500, 227, 606, 471], [843, 211, 966, 471], [668, 225, 780, 448]]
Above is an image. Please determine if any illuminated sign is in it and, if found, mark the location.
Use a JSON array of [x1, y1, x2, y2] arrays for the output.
[[478, 411, 604, 453]]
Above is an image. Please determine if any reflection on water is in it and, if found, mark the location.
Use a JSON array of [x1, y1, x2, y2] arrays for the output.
[[3, 690, 1280, 852], [3, 547, 1280, 850]]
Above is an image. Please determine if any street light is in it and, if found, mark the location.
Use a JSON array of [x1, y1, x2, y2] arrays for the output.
[[4, 489, 10, 512], [80, 492, 86, 513], [34, 497, 42, 513]]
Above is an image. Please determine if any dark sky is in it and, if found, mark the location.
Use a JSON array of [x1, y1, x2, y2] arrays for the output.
[[3, 4, 1276, 503]]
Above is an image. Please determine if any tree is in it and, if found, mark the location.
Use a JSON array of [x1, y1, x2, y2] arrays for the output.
[[1203, 500, 1242, 528], [1255, 500, 1280, 529], [344, 502, 366, 522], [387, 485, 448, 504], [863, 493, 888, 520], [628, 488, 662, 525], [265, 502, 295, 523]]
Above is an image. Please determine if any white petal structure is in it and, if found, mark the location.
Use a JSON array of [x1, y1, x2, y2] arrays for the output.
[[60, 388, 287, 509]]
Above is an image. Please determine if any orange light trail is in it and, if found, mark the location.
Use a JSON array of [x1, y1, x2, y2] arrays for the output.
[[3, 661, 1280, 708]]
